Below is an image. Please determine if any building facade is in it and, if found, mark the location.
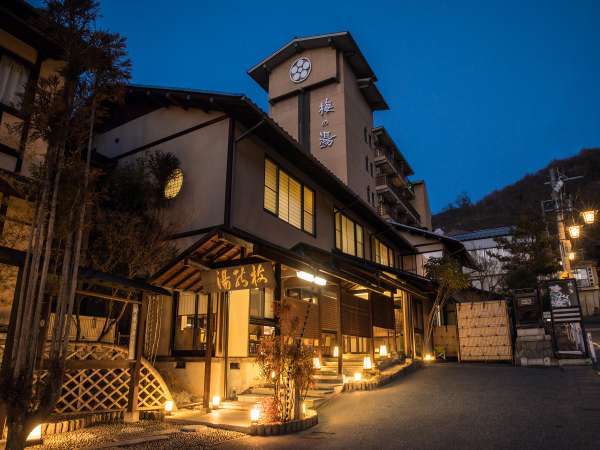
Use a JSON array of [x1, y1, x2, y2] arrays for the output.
[[91, 33, 458, 403]]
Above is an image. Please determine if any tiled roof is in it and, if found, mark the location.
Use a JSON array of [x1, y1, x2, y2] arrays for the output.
[[450, 226, 514, 242]]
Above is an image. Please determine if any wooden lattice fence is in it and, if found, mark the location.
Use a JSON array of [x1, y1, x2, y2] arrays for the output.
[[1, 341, 173, 417]]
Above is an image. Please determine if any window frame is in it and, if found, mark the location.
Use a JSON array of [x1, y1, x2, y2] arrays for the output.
[[371, 235, 395, 268], [0, 46, 35, 117], [263, 157, 316, 236], [334, 209, 365, 259]]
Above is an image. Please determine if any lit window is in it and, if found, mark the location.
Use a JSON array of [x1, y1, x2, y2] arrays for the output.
[[335, 210, 363, 258], [0, 55, 30, 109], [372, 236, 394, 268], [164, 168, 183, 199], [263, 158, 315, 234]]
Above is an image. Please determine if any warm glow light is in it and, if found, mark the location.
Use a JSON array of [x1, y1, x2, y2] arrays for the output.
[[332, 346, 339, 357], [568, 252, 576, 261], [271, 370, 276, 379], [568, 224, 581, 239], [353, 372, 362, 381], [27, 425, 42, 441], [164, 400, 174, 414], [297, 271, 315, 282], [313, 357, 321, 369], [379, 345, 388, 357], [302, 402, 307, 416], [424, 353, 435, 362], [313, 276, 327, 286], [297, 271, 327, 286], [212, 395, 221, 409], [581, 210, 596, 225], [164, 168, 183, 199], [363, 356, 372, 370], [250, 405, 261, 422]]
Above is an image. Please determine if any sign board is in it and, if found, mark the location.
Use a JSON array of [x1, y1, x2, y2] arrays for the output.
[[539, 279, 587, 357], [512, 289, 541, 328], [201, 262, 275, 293]]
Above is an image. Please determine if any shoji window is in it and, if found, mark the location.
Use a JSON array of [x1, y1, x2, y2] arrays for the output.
[[263, 158, 315, 234], [372, 236, 394, 268], [0, 54, 30, 109], [335, 211, 364, 258]]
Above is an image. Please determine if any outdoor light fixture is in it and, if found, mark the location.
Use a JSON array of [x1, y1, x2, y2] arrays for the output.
[[250, 405, 261, 422], [271, 370, 276, 380], [363, 356, 372, 370], [296, 271, 327, 286], [424, 353, 435, 362], [568, 252, 576, 261], [313, 357, 321, 369], [581, 210, 596, 225], [27, 424, 42, 444], [353, 372, 362, 381], [332, 346, 339, 357], [212, 395, 221, 409], [379, 345, 388, 357], [568, 224, 581, 239], [164, 400, 174, 415]]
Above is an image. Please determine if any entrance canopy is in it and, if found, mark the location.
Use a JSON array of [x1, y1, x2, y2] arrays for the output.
[[151, 226, 435, 298]]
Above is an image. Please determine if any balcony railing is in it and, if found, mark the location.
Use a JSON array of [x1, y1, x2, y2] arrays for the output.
[[374, 147, 407, 180]]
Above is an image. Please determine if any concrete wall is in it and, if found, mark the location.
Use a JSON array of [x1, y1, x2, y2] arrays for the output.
[[228, 289, 249, 357], [232, 128, 334, 251], [412, 182, 432, 230], [94, 108, 230, 241], [268, 46, 338, 100], [341, 57, 376, 206]]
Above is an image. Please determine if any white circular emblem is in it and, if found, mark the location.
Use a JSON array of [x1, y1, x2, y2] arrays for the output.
[[289, 57, 311, 83]]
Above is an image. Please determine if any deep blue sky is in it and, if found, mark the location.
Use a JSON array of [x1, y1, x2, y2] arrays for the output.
[[90, 0, 599, 212]]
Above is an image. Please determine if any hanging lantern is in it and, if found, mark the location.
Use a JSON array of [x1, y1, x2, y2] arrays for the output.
[[567, 224, 581, 239], [363, 356, 372, 370], [568, 252, 576, 261], [313, 357, 321, 369], [581, 210, 596, 225], [332, 346, 339, 357]]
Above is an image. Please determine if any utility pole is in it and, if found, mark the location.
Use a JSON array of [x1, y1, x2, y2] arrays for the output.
[[545, 168, 583, 276]]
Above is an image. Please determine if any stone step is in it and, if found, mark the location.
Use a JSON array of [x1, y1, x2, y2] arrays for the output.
[[237, 392, 326, 409], [313, 373, 343, 381]]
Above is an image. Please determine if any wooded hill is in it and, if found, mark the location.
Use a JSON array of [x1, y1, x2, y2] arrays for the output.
[[432, 148, 600, 234]]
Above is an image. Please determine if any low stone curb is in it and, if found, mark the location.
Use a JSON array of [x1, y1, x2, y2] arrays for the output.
[[249, 413, 318, 436], [343, 360, 419, 392]]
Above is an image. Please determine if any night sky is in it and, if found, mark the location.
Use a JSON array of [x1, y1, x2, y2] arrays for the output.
[[88, 0, 600, 212]]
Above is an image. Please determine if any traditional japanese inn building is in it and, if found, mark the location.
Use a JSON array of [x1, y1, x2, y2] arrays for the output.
[[91, 32, 472, 404], [0, 6, 473, 430]]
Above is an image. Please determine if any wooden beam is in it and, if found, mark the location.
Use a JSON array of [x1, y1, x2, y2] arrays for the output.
[[76, 289, 141, 305]]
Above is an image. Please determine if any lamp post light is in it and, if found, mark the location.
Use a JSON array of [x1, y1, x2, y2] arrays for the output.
[[581, 210, 596, 225], [567, 224, 581, 239]]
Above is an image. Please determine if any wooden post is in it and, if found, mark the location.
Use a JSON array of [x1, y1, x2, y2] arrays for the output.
[[336, 285, 343, 375], [125, 292, 147, 422], [368, 292, 375, 362], [223, 292, 230, 399], [203, 293, 214, 410]]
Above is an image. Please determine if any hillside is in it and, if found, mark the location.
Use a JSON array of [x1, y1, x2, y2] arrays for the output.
[[432, 148, 600, 233]]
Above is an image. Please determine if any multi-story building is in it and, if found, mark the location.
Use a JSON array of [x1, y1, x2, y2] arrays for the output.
[[91, 32, 463, 403]]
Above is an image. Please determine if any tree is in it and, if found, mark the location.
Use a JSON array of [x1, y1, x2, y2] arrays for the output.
[[493, 213, 558, 292], [0, 2, 130, 448], [423, 256, 470, 351], [82, 151, 179, 342], [255, 300, 314, 423]]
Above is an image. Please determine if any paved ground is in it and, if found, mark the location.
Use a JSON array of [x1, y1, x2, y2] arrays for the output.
[[217, 363, 600, 450]]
